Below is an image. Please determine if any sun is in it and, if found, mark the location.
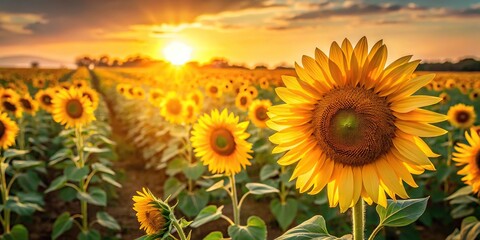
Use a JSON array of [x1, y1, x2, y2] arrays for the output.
[[163, 42, 192, 65]]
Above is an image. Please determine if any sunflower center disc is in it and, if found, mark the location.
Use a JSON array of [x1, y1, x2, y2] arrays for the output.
[[255, 106, 268, 121], [0, 121, 5, 138], [66, 99, 84, 119], [42, 95, 52, 105], [240, 97, 247, 105], [210, 128, 236, 156], [3, 101, 17, 112], [312, 87, 396, 166], [210, 86, 218, 94], [20, 99, 33, 110], [455, 111, 470, 123], [166, 99, 181, 115]]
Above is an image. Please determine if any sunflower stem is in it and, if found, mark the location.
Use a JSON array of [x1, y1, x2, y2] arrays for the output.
[[444, 130, 453, 193], [18, 116, 26, 150], [352, 199, 365, 240], [75, 126, 88, 231], [229, 174, 241, 225], [367, 225, 383, 240], [171, 217, 188, 240], [0, 157, 10, 233]]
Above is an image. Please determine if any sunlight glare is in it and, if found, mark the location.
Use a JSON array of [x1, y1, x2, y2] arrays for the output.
[[163, 42, 192, 65]]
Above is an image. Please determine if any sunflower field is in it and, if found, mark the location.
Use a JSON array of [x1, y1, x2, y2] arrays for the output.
[[1, 38, 480, 240]]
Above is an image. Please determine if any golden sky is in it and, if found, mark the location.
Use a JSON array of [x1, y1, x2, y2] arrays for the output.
[[0, 0, 479, 67]]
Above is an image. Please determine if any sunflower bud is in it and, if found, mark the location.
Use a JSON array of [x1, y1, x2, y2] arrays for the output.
[[132, 188, 173, 238]]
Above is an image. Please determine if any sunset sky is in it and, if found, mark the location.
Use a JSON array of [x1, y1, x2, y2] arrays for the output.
[[0, 0, 479, 67]]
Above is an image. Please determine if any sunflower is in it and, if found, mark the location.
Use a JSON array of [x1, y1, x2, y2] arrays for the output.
[[0, 88, 19, 100], [80, 87, 99, 110], [35, 88, 55, 112], [52, 88, 96, 128], [0, 112, 19, 149], [260, 77, 270, 89], [1, 98, 23, 118], [148, 88, 164, 107], [191, 109, 253, 175], [235, 92, 252, 111], [19, 94, 39, 116], [188, 90, 204, 107], [469, 89, 480, 101], [223, 81, 234, 93], [133, 87, 146, 99], [432, 81, 443, 91], [133, 188, 171, 236], [160, 92, 184, 124], [447, 104, 476, 129], [116, 84, 127, 95], [249, 99, 272, 128], [244, 86, 258, 98], [183, 100, 199, 124], [73, 79, 88, 89], [453, 128, 480, 195], [206, 83, 222, 98], [458, 82, 469, 95], [267, 37, 447, 212], [445, 79, 455, 89], [33, 78, 46, 88], [439, 92, 450, 104]]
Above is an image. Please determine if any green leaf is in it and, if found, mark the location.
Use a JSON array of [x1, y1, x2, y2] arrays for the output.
[[163, 177, 186, 199], [78, 229, 101, 240], [3, 224, 29, 240], [12, 160, 44, 170], [92, 162, 115, 175], [203, 231, 224, 240], [376, 197, 429, 227], [17, 171, 42, 192], [64, 165, 89, 182], [52, 212, 73, 240], [276, 215, 337, 240], [178, 189, 210, 217], [260, 164, 279, 181], [166, 158, 187, 176], [5, 198, 43, 216], [45, 176, 67, 193], [101, 174, 122, 188], [206, 180, 225, 192], [191, 205, 224, 228], [228, 216, 267, 240], [97, 211, 121, 231], [183, 162, 206, 180], [451, 204, 475, 219], [77, 187, 107, 206], [446, 186, 473, 201], [3, 149, 29, 159], [180, 218, 192, 228], [270, 198, 298, 231], [246, 183, 279, 195]]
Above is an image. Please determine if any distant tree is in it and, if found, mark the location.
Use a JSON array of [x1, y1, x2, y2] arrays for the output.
[[31, 61, 39, 68]]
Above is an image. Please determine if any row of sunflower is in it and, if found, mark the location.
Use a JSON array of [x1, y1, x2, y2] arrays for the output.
[[0, 67, 121, 239], [92, 38, 480, 240]]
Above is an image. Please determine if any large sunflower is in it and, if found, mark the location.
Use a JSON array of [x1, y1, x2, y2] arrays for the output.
[[249, 99, 272, 128], [0, 112, 19, 149], [453, 128, 480, 195], [132, 188, 171, 236], [447, 104, 476, 129], [35, 88, 55, 112], [191, 109, 253, 175], [52, 88, 96, 128], [160, 92, 184, 124], [267, 37, 446, 212]]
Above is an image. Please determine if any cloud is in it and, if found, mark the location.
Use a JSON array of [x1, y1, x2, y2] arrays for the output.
[[0, 0, 277, 44], [287, 2, 424, 21], [0, 12, 47, 34]]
